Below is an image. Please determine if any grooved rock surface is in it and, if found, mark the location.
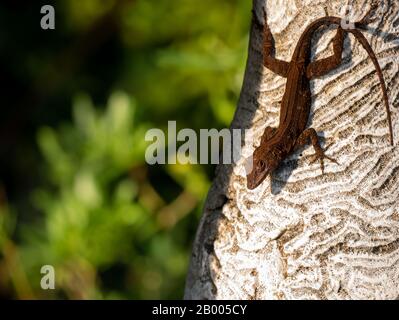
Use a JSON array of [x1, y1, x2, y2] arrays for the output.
[[185, 0, 399, 300]]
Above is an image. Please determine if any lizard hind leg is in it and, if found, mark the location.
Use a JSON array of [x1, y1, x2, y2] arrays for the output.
[[295, 128, 339, 174], [306, 26, 345, 79], [252, 7, 290, 78]]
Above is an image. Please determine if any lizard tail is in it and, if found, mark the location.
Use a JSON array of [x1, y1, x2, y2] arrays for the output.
[[347, 28, 394, 146]]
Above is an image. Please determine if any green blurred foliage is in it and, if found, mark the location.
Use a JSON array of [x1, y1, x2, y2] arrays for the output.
[[0, 0, 251, 299]]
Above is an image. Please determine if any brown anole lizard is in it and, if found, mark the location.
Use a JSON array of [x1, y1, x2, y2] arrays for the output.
[[246, 8, 394, 190]]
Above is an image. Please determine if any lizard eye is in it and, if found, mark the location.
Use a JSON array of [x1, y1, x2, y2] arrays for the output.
[[258, 160, 266, 172]]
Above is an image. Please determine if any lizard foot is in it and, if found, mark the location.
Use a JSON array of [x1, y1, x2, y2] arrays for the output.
[[309, 145, 339, 174]]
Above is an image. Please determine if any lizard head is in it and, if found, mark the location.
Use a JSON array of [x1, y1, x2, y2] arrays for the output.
[[246, 146, 280, 190]]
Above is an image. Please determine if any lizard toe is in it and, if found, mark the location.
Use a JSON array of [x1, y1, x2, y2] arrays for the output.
[[309, 150, 338, 173]]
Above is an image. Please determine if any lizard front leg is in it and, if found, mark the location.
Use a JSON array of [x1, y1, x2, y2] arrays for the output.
[[253, 8, 290, 77], [260, 126, 277, 144], [295, 128, 338, 174], [306, 26, 345, 79]]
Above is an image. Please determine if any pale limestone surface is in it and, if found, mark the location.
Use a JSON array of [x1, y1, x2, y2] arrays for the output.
[[185, 0, 399, 300]]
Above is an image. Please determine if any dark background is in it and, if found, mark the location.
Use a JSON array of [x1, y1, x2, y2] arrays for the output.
[[0, 0, 251, 299]]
